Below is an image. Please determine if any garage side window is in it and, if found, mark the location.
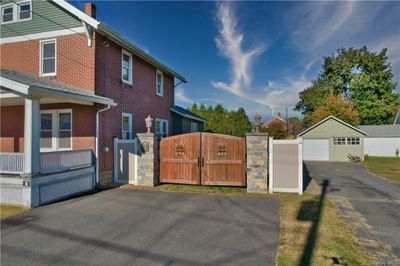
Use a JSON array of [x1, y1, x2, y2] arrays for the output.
[[333, 137, 360, 145]]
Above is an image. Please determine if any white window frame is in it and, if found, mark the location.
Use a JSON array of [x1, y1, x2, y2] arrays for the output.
[[0, 1, 32, 24], [155, 118, 169, 138], [121, 112, 133, 139], [121, 49, 133, 85], [40, 109, 72, 152], [18, 1, 32, 21], [332, 137, 360, 146], [156, 70, 163, 96], [40, 39, 57, 77], [1, 4, 15, 24], [190, 122, 198, 132]]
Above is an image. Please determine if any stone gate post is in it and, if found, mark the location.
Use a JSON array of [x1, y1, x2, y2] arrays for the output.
[[246, 133, 269, 193], [136, 133, 159, 186]]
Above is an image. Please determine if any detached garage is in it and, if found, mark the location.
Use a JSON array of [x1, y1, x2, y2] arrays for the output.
[[298, 116, 367, 161]]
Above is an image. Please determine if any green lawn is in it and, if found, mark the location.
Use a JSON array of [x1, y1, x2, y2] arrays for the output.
[[364, 156, 400, 183], [121, 184, 369, 265], [0, 204, 29, 220]]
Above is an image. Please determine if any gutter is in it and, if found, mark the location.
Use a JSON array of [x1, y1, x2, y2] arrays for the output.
[[95, 104, 112, 184]]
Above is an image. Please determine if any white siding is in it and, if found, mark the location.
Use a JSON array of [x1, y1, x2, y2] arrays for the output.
[[364, 138, 400, 157], [303, 139, 329, 161]]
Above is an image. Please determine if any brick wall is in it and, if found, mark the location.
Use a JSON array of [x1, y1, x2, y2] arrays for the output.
[[0, 103, 95, 153], [0, 33, 96, 92], [95, 34, 175, 174]]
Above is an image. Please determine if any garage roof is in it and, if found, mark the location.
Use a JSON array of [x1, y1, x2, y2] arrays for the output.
[[359, 125, 400, 138], [298, 116, 368, 137]]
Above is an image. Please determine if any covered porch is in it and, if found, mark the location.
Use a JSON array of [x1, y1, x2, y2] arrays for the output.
[[0, 69, 115, 207]]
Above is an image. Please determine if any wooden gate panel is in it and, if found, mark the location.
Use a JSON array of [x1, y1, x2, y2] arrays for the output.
[[201, 133, 246, 186], [160, 133, 201, 185]]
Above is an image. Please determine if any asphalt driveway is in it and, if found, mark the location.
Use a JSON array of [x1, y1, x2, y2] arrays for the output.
[[1, 188, 280, 266], [305, 161, 400, 259]]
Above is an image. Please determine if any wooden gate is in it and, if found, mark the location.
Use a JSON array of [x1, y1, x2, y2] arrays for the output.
[[160, 132, 245, 186]]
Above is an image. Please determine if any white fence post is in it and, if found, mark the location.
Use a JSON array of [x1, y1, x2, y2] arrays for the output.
[[269, 137, 273, 194], [298, 138, 303, 195]]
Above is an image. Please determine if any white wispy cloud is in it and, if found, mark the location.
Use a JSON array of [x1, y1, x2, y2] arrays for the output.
[[211, 2, 266, 97], [175, 86, 195, 104]]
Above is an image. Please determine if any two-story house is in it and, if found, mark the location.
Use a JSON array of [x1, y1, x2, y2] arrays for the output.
[[0, 0, 186, 193]]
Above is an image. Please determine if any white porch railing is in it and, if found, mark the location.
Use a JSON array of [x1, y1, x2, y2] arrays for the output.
[[0, 153, 25, 174], [40, 149, 93, 174], [0, 150, 94, 175]]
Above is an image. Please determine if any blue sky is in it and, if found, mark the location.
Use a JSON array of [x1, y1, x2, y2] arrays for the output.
[[72, 1, 400, 121]]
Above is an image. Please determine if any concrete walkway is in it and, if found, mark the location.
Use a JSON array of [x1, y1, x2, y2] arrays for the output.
[[1, 188, 280, 266], [305, 162, 400, 261]]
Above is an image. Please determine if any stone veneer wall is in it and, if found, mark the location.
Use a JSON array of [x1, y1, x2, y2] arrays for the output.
[[246, 133, 269, 193], [136, 133, 159, 186]]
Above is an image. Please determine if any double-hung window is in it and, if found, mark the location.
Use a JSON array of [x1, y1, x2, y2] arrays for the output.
[[190, 122, 198, 132], [1, 5, 13, 23], [155, 118, 168, 138], [40, 39, 56, 76], [122, 113, 132, 139], [156, 70, 163, 96], [1, 1, 31, 24], [121, 50, 133, 84], [18, 2, 31, 20], [40, 110, 72, 151]]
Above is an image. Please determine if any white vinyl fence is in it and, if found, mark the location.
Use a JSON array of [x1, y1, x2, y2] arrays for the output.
[[364, 137, 400, 157], [269, 138, 303, 195]]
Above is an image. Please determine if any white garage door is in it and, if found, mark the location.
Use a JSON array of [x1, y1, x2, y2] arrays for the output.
[[303, 139, 329, 161]]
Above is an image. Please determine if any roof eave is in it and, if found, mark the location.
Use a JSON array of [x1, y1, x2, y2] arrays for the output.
[[97, 24, 187, 83], [298, 115, 368, 136], [170, 107, 208, 123]]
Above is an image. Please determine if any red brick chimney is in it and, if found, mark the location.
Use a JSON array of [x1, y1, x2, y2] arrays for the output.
[[85, 2, 96, 19], [276, 112, 281, 117]]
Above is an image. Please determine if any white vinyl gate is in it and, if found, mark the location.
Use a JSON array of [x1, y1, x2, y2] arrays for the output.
[[269, 138, 303, 195]]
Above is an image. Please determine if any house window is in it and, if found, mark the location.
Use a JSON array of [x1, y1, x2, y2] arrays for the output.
[[40, 110, 72, 151], [122, 113, 132, 139], [121, 50, 133, 84], [155, 118, 168, 138], [156, 70, 163, 96], [1, 1, 32, 24], [333, 137, 360, 146], [1, 5, 13, 23], [40, 39, 56, 76], [190, 122, 198, 132], [18, 2, 31, 20]]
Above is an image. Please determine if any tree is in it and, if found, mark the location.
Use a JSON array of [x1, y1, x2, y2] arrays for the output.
[[304, 93, 361, 127], [261, 123, 287, 139], [188, 103, 252, 137], [288, 117, 304, 136], [295, 47, 399, 125]]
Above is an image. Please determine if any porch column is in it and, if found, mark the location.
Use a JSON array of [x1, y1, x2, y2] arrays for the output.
[[24, 97, 40, 176]]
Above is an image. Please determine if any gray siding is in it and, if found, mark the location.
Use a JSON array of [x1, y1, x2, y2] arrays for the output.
[[1, 0, 81, 38]]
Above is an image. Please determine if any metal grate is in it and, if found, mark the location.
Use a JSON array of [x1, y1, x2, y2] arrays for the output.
[[39, 174, 93, 205]]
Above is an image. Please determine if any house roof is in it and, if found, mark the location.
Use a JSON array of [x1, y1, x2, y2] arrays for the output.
[[358, 125, 400, 138], [52, 0, 186, 83], [0, 69, 116, 106], [170, 106, 208, 123], [298, 115, 368, 136], [261, 114, 287, 128]]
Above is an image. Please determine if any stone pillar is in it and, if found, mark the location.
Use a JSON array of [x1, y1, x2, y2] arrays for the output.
[[246, 133, 269, 193], [24, 97, 40, 176], [136, 133, 159, 187]]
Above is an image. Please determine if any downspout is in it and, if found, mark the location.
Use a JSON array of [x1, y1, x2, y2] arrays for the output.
[[96, 104, 111, 184]]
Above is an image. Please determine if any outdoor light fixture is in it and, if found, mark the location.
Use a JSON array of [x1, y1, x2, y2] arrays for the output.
[[254, 113, 262, 133], [145, 114, 153, 133]]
